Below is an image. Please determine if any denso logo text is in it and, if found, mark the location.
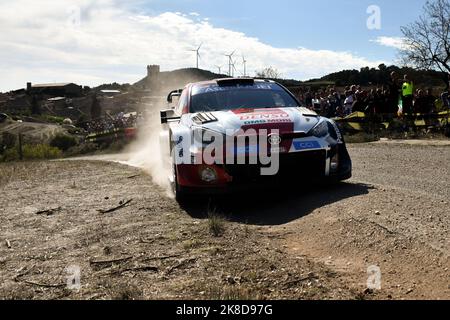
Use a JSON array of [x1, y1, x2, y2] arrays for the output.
[[240, 113, 290, 121]]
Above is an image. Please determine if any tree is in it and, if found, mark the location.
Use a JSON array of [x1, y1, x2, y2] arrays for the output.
[[400, 0, 450, 86], [255, 66, 282, 79]]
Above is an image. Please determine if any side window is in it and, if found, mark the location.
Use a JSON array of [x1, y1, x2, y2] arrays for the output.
[[176, 89, 189, 115]]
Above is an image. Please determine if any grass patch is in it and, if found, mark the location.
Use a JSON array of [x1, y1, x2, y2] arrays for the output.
[[202, 283, 258, 300], [40, 115, 66, 124], [183, 239, 202, 250], [100, 280, 143, 300], [1, 144, 62, 161], [207, 209, 226, 237], [344, 133, 379, 144]]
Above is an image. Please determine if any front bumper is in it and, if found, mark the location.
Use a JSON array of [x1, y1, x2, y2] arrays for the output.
[[176, 144, 352, 194]]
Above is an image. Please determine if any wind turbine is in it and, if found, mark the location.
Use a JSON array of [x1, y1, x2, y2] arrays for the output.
[[231, 59, 237, 77], [242, 55, 247, 77], [215, 65, 223, 74], [225, 51, 235, 77], [189, 43, 202, 69]]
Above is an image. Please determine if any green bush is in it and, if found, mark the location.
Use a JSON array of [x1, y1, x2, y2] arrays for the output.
[[23, 144, 62, 159], [1, 144, 62, 161], [43, 115, 65, 124], [50, 134, 77, 151], [1, 147, 19, 161]]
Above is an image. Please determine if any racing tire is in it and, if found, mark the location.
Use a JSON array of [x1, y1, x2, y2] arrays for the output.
[[170, 150, 187, 203]]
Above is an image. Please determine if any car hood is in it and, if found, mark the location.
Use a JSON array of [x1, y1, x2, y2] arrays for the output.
[[188, 107, 320, 135]]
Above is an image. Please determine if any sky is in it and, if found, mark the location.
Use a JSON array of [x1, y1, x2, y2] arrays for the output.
[[0, 0, 428, 92]]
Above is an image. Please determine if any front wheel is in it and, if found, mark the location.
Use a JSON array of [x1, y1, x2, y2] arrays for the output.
[[170, 150, 187, 203]]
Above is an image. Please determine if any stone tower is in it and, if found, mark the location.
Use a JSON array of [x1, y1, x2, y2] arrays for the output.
[[146, 65, 160, 91]]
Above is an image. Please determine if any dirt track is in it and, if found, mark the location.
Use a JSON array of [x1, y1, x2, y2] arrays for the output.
[[0, 142, 448, 300]]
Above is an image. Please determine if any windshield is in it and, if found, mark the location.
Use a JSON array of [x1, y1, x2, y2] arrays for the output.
[[190, 83, 299, 113]]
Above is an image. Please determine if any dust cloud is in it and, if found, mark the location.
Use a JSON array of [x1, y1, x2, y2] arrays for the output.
[[118, 70, 211, 197], [122, 101, 172, 197]]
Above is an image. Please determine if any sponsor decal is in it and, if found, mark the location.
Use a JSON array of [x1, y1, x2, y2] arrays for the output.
[[192, 83, 283, 95], [237, 109, 291, 122], [243, 119, 292, 125], [244, 120, 267, 125], [267, 119, 291, 123], [293, 140, 321, 151]]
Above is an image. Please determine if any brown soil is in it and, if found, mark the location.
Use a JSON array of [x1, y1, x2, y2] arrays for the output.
[[0, 142, 448, 300]]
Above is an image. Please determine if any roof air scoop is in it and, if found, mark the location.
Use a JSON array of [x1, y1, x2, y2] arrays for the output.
[[216, 78, 255, 87], [192, 112, 218, 124]]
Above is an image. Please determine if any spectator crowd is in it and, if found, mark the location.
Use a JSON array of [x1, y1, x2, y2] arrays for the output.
[[82, 112, 144, 134], [296, 72, 450, 123]]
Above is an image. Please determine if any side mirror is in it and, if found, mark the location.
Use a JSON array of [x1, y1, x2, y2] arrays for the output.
[[167, 89, 182, 103]]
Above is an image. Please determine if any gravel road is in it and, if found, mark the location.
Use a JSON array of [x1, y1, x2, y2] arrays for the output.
[[0, 141, 448, 300]]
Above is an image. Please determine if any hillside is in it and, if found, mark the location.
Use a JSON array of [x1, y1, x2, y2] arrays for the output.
[[308, 64, 448, 89], [133, 68, 228, 92]]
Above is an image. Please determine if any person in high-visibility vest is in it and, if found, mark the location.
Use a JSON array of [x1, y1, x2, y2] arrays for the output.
[[401, 74, 415, 131], [402, 74, 414, 114]]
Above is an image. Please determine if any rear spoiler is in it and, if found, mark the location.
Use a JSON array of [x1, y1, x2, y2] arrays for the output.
[[160, 110, 181, 124]]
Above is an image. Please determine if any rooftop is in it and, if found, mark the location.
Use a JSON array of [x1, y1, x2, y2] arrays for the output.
[[31, 83, 76, 88]]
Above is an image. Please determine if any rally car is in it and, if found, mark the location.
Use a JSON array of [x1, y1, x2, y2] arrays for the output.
[[160, 78, 352, 200]]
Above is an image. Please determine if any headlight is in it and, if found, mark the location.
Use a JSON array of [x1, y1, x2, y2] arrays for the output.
[[309, 120, 329, 138]]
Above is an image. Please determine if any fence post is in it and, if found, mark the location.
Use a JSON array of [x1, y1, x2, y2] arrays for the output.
[[18, 133, 23, 160]]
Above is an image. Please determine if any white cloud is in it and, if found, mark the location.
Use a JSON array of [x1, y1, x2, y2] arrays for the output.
[[371, 36, 407, 50], [0, 0, 385, 92]]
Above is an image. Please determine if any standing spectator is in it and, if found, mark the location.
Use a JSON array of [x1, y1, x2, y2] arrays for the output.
[[401, 74, 415, 131], [325, 91, 338, 118], [441, 83, 450, 137], [374, 88, 385, 114], [387, 72, 401, 117], [401, 74, 414, 115], [414, 90, 427, 114], [352, 91, 366, 113], [311, 93, 321, 113], [442, 87, 450, 109], [343, 91, 354, 116], [365, 89, 377, 115], [297, 88, 305, 106], [424, 88, 437, 128], [424, 88, 436, 113], [304, 89, 313, 108]]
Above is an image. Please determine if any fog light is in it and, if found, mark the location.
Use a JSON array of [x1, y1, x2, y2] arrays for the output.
[[200, 167, 218, 183], [330, 154, 339, 172]]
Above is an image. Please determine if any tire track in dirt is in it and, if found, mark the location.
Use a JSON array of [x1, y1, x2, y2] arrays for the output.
[[273, 143, 449, 299]]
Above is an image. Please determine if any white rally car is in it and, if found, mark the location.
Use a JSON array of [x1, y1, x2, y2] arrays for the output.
[[160, 78, 352, 200]]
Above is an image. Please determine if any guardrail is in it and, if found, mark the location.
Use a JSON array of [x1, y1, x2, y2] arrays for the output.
[[85, 127, 137, 143], [333, 110, 450, 132]]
